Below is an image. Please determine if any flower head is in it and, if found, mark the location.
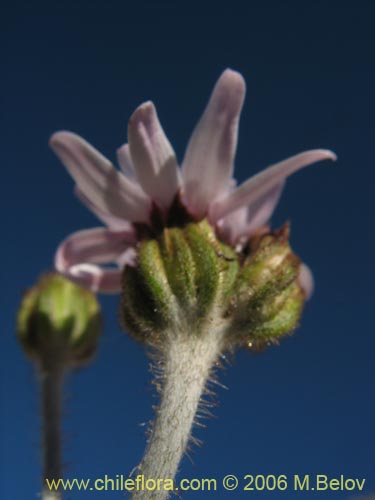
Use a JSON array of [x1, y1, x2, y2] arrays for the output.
[[51, 69, 335, 296]]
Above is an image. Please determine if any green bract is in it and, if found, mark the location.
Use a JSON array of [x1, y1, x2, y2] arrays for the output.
[[227, 226, 304, 351], [17, 273, 101, 367], [121, 220, 305, 351]]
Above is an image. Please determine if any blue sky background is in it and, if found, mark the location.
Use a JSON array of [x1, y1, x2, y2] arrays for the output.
[[1, 1, 374, 498]]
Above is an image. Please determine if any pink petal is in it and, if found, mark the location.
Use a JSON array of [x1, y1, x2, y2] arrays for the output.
[[242, 182, 285, 236], [50, 131, 151, 223], [298, 263, 314, 299], [209, 149, 337, 222], [74, 187, 135, 231], [216, 206, 249, 246], [117, 247, 137, 268], [181, 69, 246, 219], [128, 102, 180, 210], [216, 182, 284, 246], [55, 227, 135, 293], [116, 143, 137, 181], [63, 264, 123, 294]]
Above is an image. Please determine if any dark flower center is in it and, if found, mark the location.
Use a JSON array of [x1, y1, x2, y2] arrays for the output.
[[134, 191, 196, 241]]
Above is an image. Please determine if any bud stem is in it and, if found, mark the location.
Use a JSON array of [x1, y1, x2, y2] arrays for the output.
[[132, 328, 224, 500], [40, 363, 64, 500]]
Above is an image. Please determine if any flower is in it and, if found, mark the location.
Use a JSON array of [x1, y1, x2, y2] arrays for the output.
[[51, 69, 336, 295]]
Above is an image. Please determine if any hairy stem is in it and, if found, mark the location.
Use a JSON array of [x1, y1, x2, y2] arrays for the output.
[[132, 330, 224, 500], [40, 364, 64, 500]]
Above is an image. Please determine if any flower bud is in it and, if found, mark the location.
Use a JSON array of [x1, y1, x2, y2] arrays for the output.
[[17, 273, 101, 368]]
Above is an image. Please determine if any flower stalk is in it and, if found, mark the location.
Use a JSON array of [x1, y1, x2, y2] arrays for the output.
[[40, 363, 64, 500], [132, 330, 224, 500]]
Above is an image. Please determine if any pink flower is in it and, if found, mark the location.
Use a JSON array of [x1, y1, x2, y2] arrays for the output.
[[51, 69, 336, 295]]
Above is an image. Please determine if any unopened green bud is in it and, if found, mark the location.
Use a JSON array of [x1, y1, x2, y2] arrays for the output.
[[17, 273, 101, 368], [121, 221, 305, 351]]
